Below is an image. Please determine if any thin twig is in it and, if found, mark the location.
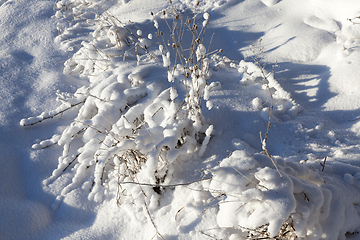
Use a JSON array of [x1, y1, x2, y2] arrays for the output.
[[321, 156, 327, 172], [119, 176, 212, 188], [348, 117, 360, 122], [22, 99, 86, 126], [250, 40, 282, 178]]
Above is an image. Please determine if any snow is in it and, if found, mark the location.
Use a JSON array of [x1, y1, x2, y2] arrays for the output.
[[3, 0, 360, 239]]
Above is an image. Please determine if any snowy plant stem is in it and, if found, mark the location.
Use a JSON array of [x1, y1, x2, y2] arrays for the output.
[[253, 52, 282, 178], [21, 99, 86, 126], [118, 176, 212, 188]]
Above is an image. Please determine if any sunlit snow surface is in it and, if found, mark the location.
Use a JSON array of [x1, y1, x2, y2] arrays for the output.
[[2, 0, 360, 239]]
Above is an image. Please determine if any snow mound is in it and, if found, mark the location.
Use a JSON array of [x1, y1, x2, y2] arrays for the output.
[[304, 0, 360, 59], [261, 0, 279, 7], [208, 150, 360, 239]]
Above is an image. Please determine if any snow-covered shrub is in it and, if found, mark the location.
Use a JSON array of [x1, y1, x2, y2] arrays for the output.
[[21, 0, 215, 210], [20, 1, 360, 239], [206, 150, 357, 239]]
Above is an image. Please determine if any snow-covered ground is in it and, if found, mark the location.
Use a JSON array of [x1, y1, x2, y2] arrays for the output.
[[2, 0, 360, 239]]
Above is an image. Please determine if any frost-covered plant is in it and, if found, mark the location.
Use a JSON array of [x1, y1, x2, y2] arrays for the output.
[[151, 1, 219, 121], [21, 0, 215, 210], [206, 150, 329, 239], [225, 40, 302, 178]]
